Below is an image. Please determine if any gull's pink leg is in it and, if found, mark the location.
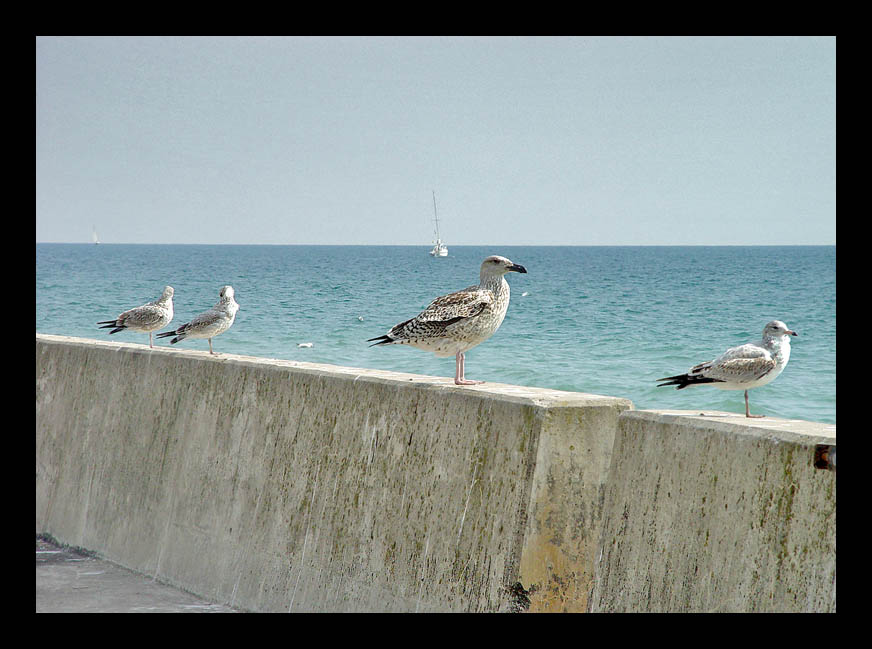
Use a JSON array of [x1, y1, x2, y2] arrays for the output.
[[745, 390, 764, 418], [209, 338, 215, 355], [454, 352, 483, 386], [149, 333, 154, 348]]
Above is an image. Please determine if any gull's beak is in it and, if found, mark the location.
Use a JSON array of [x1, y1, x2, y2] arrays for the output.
[[788, 330, 797, 336], [509, 263, 527, 274]]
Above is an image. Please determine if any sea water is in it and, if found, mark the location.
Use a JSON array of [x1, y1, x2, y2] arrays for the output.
[[35, 244, 836, 424]]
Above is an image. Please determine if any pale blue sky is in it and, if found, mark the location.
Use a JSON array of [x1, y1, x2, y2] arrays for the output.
[[36, 36, 835, 245]]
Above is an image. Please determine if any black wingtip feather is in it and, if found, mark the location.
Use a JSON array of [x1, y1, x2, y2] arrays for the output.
[[656, 373, 721, 390], [155, 329, 184, 344], [367, 335, 393, 347], [656, 377, 689, 389]]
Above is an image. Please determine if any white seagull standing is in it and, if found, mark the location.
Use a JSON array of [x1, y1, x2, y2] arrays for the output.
[[97, 286, 175, 349], [657, 320, 798, 418], [368, 255, 527, 385], [156, 285, 239, 355]]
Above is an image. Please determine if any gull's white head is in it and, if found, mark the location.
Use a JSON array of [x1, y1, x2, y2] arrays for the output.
[[480, 255, 527, 279], [219, 285, 236, 302], [763, 320, 797, 339], [161, 286, 174, 300]]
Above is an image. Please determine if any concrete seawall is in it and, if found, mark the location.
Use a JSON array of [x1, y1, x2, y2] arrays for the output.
[[590, 411, 836, 612], [35, 334, 836, 612]]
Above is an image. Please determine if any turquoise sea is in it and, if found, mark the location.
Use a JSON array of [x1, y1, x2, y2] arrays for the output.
[[35, 244, 836, 424]]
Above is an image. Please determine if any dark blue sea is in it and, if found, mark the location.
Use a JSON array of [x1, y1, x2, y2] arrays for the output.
[[35, 244, 836, 424]]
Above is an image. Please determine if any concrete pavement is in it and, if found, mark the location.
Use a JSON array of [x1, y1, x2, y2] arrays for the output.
[[36, 536, 239, 613]]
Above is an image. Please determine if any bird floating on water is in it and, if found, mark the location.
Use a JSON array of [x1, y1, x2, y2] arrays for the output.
[[657, 320, 798, 418], [156, 285, 239, 355], [97, 286, 174, 349], [368, 255, 527, 385]]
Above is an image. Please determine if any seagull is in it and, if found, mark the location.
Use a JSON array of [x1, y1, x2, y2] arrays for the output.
[[156, 285, 239, 355], [368, 255, 527, 385], [97, 286, 174, 348], [657, 320, 798, 418]]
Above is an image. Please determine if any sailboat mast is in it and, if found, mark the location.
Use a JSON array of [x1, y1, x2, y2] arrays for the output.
[[432, 190, 440, 239], [428, 190, 448, 256]]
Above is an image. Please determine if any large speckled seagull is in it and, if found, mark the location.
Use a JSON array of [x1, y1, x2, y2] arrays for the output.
[[657, 320, 798, 418], [368, 255, 527, 385], [156, 285, 239, 355], [97, 286, 174, 348]]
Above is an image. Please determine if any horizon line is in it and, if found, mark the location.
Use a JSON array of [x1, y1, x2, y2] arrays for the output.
[[36, 241, 836, 247]]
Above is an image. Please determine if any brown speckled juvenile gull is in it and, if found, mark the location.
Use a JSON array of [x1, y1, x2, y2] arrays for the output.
[[156, 285, 239, 355], [657, 320, 798, 418], [97, 286, 174, 348], [368, 255, 527, 385]]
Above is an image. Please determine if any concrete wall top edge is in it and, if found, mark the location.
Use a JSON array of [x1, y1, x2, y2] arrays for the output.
[[37, 333, 634, 411], [620, 408, 836, 444]]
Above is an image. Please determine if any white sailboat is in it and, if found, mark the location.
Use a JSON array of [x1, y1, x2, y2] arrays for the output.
[[429, 191, 448, 257], [92, 226, 100, 245]]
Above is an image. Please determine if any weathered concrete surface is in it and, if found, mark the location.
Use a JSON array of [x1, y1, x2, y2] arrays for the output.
[[518, 403, 626, 611], [589, 410, 836, 613], [36, 334, 631, 612]]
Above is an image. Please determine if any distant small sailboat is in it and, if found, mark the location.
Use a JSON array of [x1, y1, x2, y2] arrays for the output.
[[92, 226, 100, 245], [429, 191, 448, 257]]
